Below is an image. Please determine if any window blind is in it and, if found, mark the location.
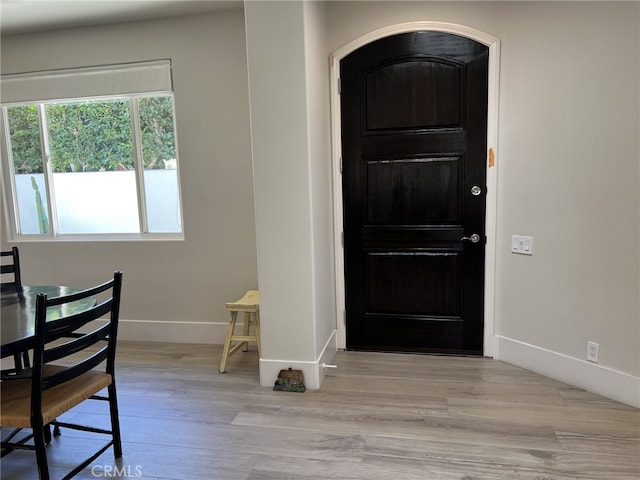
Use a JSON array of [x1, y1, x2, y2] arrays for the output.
[[0, 60, 172, 104]]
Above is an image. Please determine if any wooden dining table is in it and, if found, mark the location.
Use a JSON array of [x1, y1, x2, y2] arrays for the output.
[[1, 285, 94, 359]]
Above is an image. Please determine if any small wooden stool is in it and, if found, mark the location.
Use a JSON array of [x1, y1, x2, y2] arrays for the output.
[[219, 290, 260, 373]]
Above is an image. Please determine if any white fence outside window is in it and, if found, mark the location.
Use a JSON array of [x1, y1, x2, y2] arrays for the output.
[[15, 170, 181, 235]]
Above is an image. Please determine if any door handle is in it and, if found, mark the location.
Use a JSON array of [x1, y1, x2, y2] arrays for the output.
[[461, 233, 481, 243]]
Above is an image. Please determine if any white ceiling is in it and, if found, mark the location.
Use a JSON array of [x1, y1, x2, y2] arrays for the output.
[[0, 0, 243, 35]]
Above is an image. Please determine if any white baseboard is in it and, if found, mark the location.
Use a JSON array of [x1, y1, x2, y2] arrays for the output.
[[259, 329, 338, 390], [495, 335, 640, 408], [118, 319, 229, 345]]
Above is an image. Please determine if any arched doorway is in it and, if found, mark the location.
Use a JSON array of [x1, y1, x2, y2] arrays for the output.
[[330, 22, 500, 356]]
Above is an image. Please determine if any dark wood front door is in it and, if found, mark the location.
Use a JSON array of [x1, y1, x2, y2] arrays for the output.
[[341, 31, 488, 355]]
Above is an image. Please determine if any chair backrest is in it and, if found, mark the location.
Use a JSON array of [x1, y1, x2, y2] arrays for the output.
[[30, 271, 123, 404], [1, 246, 22, 290]]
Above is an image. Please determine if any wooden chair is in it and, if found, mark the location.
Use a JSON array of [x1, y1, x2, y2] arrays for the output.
[[1, 246, 22, 291], [1, 246, 29, 371], [1, 271, 124, 480], [219, 290, 260, 373]]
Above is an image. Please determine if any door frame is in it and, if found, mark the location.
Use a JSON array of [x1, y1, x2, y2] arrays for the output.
[[330, 22, 501, 357]]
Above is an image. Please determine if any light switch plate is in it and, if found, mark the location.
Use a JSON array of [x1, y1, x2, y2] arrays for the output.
[[511, 235, 534, 255]]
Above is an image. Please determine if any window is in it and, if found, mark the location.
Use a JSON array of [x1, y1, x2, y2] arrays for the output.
[[1, 61, 183, 240]]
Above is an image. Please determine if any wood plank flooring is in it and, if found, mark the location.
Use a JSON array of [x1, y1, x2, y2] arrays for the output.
[[2, 341, 638, 479]]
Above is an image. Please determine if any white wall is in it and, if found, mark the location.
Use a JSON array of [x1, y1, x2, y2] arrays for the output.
[[245, 0, 336, 389], [245, 0, 316, 365], [303, 1, 337, 379], [1, 9, 259, 344], [325, 1, 639, 406]]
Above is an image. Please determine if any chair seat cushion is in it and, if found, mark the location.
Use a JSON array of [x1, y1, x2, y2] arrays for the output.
[[1, 365, 112, 427]]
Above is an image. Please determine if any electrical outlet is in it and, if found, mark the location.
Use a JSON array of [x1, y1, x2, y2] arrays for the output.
[[587, 341, 599, 363]]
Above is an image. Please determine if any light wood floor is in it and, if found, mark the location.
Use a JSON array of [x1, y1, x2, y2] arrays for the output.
[[1, 341, 638, 480]]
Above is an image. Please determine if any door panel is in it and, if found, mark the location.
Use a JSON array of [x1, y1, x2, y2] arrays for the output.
[[367, 253, 461, 315], [365, 59, 462, 130], [366, 157, 461, 224], [341, 31, 488, 355]]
